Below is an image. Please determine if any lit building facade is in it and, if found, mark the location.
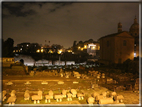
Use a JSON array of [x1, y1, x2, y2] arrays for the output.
[[17, 42, 31, 53], [2, 57, 15, 67], [98, 17, 139, 65], [98, 19, 136, 65], [87, 43, 100, 56], [13, 42, 41, 53], [99, 31, 134, 65], [36, 44, 65, 54]]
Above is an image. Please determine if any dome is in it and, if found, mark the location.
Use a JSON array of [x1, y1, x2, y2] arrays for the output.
[[129, 17, 139, 37], [129, 23, 139, 31]]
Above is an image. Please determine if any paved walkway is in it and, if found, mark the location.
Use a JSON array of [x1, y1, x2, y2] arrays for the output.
[[2, 75, 77, 81]]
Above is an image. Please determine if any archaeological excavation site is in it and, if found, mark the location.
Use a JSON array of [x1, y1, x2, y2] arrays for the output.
[[1, 66, 140, 106]]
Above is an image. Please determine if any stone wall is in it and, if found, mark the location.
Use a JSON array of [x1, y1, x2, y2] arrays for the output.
[[3, 65, 26, 75]]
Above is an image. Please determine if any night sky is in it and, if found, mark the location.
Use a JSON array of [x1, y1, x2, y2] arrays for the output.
[[2, 2, 139, 48]]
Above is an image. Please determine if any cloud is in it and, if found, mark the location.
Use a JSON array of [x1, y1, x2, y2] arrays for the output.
[[43, 3, 73, 13], [2, 2, 37, 17], [2, 2, 139, 48]]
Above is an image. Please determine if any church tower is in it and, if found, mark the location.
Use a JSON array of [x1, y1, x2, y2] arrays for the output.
[[118, 22, 122, 33]]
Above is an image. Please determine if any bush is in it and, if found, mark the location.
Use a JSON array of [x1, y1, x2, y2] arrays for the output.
[[122, 59, 139, 74]]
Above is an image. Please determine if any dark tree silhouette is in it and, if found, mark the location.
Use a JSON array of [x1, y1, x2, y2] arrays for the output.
[[3, 38, 14, 57]]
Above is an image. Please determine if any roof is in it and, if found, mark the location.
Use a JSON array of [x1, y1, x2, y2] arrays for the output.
[[98, 31, 133, 41]]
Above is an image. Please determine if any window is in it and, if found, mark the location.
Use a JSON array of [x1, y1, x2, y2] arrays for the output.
[[107, 41, 109, 47], [123, 40, 126, 46]]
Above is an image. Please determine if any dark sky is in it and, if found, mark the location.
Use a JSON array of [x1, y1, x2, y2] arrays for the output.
[[2, 2, 139, 48]]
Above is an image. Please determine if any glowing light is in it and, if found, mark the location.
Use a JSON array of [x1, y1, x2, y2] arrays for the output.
[[68, 50, 72, 52], [88, 44, 96, 48], [81, 48, 83, 51], [98, 46, 100, 50], [27, 44, 29, 46], [20, 48, 22, 50], [36, 49, 40, 53], [91, 46, 96, 50], [78, 46, 81, 49], [58, 50, 62, 54], [134, 52, 136, 57], [84, 45, 87, 49], [41, 49, 43, 53], [49, 50, 53, 53]]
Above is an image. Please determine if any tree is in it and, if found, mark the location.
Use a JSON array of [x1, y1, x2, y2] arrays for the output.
[[3, 38, 14, 57], [88, 39, 94, 43], [78, 41, 83, 44]]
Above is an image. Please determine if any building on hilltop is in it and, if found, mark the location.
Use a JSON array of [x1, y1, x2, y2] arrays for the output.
[[13, 42, 41, 53], [71, 39, 100, 58]]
